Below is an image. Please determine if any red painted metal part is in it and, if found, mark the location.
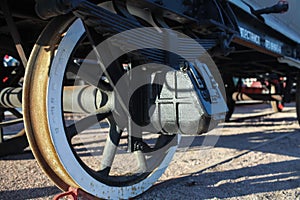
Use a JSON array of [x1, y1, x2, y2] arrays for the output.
[[53, 187, 99, 200]]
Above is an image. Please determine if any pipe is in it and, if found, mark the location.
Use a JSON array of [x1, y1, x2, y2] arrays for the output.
[[0, 87, 22, 108], [63, 85, 112, 114], [232, 92, 283, 102], [0, 86, 112, 114]]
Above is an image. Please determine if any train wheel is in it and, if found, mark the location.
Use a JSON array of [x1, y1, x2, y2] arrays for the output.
[[296, 77, 300, 125], [224, 75, 235, 122], [23, 16, 179, 199], [0, 36, 27, 156], [270, 84, 284, 112]]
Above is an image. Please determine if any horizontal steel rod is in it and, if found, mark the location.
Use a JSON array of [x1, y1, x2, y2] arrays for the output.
[[0, 86, 112, 114], [0, 87, 22, 108], [232, 92, 283, 101]]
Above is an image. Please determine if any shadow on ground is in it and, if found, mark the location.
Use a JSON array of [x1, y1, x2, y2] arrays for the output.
[[138, 127, 300, 199], [140, 159, 300, 199], [0, 186, 60, 199]]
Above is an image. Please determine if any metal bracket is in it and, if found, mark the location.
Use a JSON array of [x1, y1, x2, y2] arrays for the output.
[[278, 56, 300, 69], [53, 187, 99, 200], [112, 0, 139, 23], [0, 0, 28, 68]]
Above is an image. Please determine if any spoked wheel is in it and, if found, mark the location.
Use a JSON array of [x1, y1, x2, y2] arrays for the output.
[[0, 36, 27, 157], [223, 75, 235, 122], [0, 109, 26, 157], [270, 83, 284, 112], [296, 76, 300, 125], [24, 16, 179, 199]]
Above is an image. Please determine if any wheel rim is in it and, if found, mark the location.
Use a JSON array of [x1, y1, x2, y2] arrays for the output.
[[23, 16, 79, 191], [24, 16, 179, 199], [270, 84, 284, 112]]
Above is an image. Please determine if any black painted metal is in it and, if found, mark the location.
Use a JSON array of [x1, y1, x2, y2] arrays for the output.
[[252, 1, 289, 17], [35, 0, 84, 19], [1, 0, 300, 118], [0, 0, 28, 67]]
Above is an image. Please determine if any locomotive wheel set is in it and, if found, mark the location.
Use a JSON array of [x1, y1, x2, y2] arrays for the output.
[[0, 0, 300, 199]]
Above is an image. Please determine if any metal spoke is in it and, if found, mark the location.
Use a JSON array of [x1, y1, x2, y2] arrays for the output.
[[0, 118, 23, 128], [66, 112, 110, 140], [135, 134, 178, 173], [83, 23, 131, 120], [147, 135, 178, 171], [99, 118, 122, 176], [154, 134, 175, 149], [68, 61, 112, 91], [7, 108, 23, 118], [135, 150, 148, 173]]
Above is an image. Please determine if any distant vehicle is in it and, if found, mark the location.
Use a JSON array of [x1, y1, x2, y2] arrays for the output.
[[3, 55, 19, 67]]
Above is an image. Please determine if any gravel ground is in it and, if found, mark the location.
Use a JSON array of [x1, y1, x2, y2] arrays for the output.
[[1, 103, 300, 200]]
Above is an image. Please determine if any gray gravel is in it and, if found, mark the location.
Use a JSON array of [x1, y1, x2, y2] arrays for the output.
[[1, 103, 300, 200]]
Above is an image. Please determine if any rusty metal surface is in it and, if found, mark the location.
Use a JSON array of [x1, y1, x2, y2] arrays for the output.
[[23, 16, 78, 192]]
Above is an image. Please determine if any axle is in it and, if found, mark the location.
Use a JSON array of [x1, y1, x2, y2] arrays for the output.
[[0, 86, 112, 114], [232, 92, 283, 102]]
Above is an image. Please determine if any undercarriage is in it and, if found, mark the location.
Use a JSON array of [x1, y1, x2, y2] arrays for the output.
[[0, 0, 299, 199]]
